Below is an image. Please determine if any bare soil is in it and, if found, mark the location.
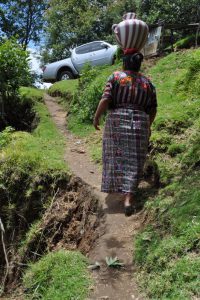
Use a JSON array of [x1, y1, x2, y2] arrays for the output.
[[44, 94, 149, 300]]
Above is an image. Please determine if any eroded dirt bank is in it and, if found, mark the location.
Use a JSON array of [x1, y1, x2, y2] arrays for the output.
[[0, 175, 103, 298]]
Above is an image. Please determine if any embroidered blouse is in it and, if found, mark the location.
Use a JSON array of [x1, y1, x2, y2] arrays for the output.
[[101, 70, 157, 114]]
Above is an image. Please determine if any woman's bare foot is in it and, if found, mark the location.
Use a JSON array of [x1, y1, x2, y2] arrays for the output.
[[124, 193, 134, 206], [124, 193, 135, 216]]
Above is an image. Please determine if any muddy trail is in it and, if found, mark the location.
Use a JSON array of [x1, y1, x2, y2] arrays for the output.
[[44, 94, 151, 300]]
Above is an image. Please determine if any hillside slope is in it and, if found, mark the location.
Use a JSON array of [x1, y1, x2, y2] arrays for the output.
[[134, 49, 200, 299], [0, 89, 94, 299]]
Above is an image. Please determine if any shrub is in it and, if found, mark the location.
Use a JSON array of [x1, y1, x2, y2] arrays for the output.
[[69, 65, 105, 123], [0, 126, 14, 149], [0, 39, 31, 97], [0, 39, 33, 130], [69, 63, 121, 124], [115, 47, 123, 62]]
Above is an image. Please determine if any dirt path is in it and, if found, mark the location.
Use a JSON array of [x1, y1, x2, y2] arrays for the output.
[[44, 94, 146, 300]]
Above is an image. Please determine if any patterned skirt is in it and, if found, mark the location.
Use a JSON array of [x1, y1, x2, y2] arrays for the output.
[[101, 108, 149, 194]]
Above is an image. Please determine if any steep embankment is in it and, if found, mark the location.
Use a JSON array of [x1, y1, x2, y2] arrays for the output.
[[48, 49, 200, 299]]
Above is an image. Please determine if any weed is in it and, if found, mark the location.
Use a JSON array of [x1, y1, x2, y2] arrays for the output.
[[105, 256, 124, 268]]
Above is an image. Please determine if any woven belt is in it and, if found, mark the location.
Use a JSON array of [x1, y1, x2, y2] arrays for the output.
[[113, 105, 146, 112]]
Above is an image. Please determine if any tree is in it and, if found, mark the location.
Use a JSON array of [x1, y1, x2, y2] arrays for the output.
[[42, 0, 137, 63], [42, 0, 103, 63], [0, 0, 47, 49], [99, 0, 137, 44], [136, 0, 200, 24]]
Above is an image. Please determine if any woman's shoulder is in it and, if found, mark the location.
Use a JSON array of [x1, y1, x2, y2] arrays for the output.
[[108, 70, 127, 81]]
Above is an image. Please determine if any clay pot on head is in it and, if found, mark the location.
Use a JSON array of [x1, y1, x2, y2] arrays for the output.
[[112, 12, 149, 52]]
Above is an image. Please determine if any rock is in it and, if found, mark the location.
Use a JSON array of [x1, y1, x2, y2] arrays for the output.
[[70, 148, 86, 154]]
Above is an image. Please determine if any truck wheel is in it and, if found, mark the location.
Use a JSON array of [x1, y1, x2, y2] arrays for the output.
[[58, 70, 74, 81]]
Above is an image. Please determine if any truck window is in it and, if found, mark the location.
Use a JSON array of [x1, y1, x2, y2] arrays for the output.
[[91, 42, 109, 51], [75, 44, 93, 54]]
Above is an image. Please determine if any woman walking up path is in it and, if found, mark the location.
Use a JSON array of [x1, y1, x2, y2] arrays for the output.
[[94, 13, 157, 216]]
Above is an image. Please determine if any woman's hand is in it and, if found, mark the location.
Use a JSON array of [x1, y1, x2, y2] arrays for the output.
[[93, 117, 100, 130], [93, 98, 109, 130]]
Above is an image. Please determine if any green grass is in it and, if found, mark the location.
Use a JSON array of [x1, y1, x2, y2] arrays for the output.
[[0, 88, 92, 300], [49, 79, 78, 96], [33, 101, 68, 171], [67, 114, 95, 137], [135, 173, 200, 299], [148, 49, 200, 182], [134, 49, 200, 299], [23, 250, 91, 300], [48, 79, 79, 111], [0, 87, 69, 248], [150, 51, 199, 132], [20, 87, 44, 102], [0, 98, 68, 174]]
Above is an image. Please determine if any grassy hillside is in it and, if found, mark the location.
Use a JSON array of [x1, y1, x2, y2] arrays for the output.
[[134, 49, 200, 299], [48, 49, 200, 299], [23, 250, 91, 300], [0, 88, 92, 298]]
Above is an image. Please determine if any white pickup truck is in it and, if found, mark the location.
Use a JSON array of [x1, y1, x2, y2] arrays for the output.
[[43, 41, 117, 82]]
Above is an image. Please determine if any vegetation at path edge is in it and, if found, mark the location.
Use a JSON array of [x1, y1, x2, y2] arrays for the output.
[[134, 49, 200, 299], [23, 250, 91, 300], [0, 87, 93, 299], [0, 87, 67, 243]]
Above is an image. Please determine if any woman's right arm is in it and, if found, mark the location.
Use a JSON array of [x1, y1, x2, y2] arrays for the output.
[[93, 74, 114, 130], [93, 99, 109, 130]]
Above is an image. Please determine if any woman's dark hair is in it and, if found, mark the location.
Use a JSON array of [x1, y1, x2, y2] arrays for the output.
[[122, 53, 144, 72]]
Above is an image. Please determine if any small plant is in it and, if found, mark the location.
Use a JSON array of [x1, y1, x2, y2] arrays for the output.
[[105, 256, 124, 268]]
